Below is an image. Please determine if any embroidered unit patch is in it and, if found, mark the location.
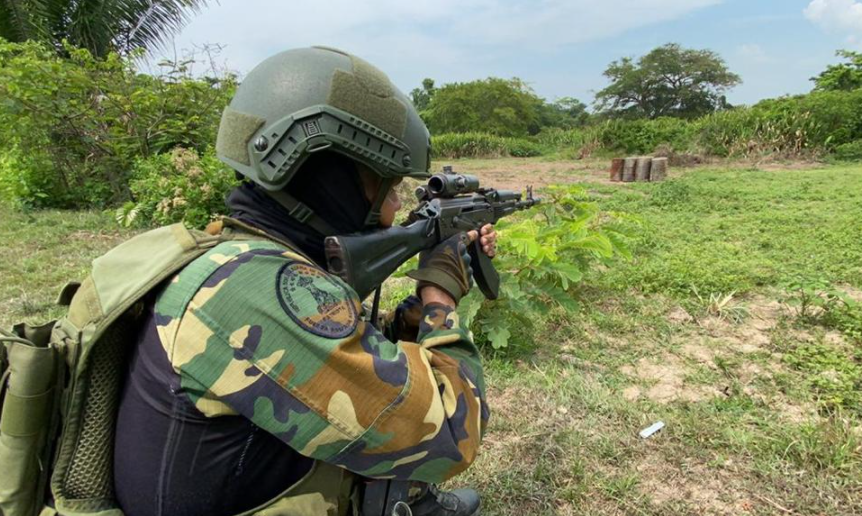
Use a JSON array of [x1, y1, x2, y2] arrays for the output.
[[276, 262, 359, 338]]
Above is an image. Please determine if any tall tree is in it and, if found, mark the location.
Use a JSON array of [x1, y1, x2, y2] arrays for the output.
[[410, 78, 436, 112], [424, 77, 542, 137], [539, 97, 589, 129], [0, 0, 209, 57], [812, 50, 862, 92], [595, 43, 741, 119]]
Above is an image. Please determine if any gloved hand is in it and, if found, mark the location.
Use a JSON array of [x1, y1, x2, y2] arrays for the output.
[[406, 233, 474, 304]]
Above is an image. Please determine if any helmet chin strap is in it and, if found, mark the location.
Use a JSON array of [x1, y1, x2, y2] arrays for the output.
[[263, 169, 394, 235], [264, 187, 338, 236], [363, 177, 394, 228]]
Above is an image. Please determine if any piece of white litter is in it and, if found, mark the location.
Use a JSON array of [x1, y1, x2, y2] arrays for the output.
[[639, 421, 665, 439]]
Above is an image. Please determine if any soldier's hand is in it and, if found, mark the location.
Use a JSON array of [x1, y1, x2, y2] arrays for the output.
[[469, 224, 497, 258], [407, 232, 475, 305]]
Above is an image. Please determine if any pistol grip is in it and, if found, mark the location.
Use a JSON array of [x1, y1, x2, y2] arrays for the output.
[[468, 239, 500, 300]]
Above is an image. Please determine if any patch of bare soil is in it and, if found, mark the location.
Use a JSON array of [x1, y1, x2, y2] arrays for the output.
[[449, 159, 605, 190], [620, 355, 718, 404], [638, 456, 755, 515], [838, 284, 862, 303], [757, 160, 826, 172], [695, 296, 788, 354], [667, 306, 695, 325], [658, 297, 826, 423]]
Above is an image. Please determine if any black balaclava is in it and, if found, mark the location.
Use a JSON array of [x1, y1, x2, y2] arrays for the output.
[[226, 151, 371, 266]]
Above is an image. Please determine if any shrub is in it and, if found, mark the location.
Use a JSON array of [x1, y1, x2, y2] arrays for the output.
[[424, 78, 542, 137], [458, 185, 636, 350], [123, 147, 238, 229], [432, 132, 542, 159], [833, 141, 862, 161], [0, 40, 235, 208], [0, 146, 56, 208]]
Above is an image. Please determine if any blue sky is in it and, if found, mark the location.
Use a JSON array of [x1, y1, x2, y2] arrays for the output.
[[162, 0, 862, 108]]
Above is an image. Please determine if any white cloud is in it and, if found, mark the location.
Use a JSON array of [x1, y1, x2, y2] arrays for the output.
[[804, 0, 862, 35], [737, 44, 770, 63], [450, 0, 722, 50], [161, 0, 723, 88]]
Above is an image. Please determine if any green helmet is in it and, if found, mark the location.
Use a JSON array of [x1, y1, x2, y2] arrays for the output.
[[216, 46, 431, 193]]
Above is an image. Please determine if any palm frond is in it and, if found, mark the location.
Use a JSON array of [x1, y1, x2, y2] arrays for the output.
[[0, 0, 53, 43], [116, 0, 210, 55], [0, 0, 208, 57]]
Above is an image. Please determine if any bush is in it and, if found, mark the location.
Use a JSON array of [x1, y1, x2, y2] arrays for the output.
[[424, 78, 542, 137], [458, 185, 636, 350], [122, 148, 238, 229], [432, 132, 542, 159], [537, 91, 862, 160], [0, 146, 56, 208], [0, 40, 235, 209], [833, 141, 862, 161]]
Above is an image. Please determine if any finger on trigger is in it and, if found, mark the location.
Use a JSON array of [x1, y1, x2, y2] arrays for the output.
[[467, 230, 479, 243]]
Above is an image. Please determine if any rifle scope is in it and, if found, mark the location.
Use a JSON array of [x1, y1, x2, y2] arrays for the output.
[[427, 173, 480, 197]]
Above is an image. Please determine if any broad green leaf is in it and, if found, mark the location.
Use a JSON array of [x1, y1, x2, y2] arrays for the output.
[[487, 325, 512, 350]]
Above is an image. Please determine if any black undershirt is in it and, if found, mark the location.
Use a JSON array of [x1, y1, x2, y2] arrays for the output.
[[114, 307, 314, 516]]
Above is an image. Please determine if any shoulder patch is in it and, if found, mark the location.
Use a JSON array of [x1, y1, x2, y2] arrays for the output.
[[276, 262, 359, 339]]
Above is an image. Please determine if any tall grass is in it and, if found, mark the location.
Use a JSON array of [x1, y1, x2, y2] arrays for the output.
[[432, 132, 543, 159], [445, 89, 862, 160]]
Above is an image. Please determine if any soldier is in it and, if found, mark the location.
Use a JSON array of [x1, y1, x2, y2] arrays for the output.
[[113, 47, 497, 516]]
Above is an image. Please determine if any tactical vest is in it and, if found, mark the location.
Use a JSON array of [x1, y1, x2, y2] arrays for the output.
[[0, 220, 359, 516]]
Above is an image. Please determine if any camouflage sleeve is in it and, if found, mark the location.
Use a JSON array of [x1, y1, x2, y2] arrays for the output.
[[160, 250, 489, 484], [380, 295, 422, 342]]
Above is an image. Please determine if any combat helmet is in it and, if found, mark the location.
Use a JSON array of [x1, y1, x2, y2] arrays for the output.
[[216, 46, 431, 233]]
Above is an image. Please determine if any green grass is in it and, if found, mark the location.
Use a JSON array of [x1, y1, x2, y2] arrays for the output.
[[2, 161, 862, 515], [0, 206, 135, 326], [595, 165, 862, 296]]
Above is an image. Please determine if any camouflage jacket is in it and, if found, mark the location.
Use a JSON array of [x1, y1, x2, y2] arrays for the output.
[[152, 238, 489, 484]]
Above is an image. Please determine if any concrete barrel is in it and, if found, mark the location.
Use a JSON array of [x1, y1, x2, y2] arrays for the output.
[[635, 157, 652, 182], [650, 157, 668, 182], [622, 157, 637, 182], [610, 158, 624, 182]]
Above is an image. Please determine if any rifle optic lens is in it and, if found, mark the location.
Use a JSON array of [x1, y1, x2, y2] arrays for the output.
[[428, 174, 479, 197]]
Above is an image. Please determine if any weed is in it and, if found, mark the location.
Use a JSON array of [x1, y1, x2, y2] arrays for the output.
[[690, 287, 749, 323], [784, 340, 862, 413]]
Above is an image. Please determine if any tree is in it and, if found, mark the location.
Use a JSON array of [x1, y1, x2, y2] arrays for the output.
[[812, 50, 862, 92], [539, 97, 590, 129], [0, 0, 209, 57], [424, 77, 543, 137], [595, 43, 741, 119], [410, 78, 436, 112]]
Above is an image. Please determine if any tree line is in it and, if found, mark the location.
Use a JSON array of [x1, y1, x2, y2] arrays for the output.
[[413, 44, 862, 138], [2, 1, 862, 215]]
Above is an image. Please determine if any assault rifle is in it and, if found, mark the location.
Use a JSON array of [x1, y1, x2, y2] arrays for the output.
[[324, 166, 541, 302]]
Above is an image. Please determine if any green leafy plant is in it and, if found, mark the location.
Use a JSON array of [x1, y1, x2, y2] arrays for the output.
[[457, 185, 636, 349], [127, 147, 238, 228], [0, 40, 235, 208], [782, 276, 855, 321], [785, 341, 862, 413], [833, 141, 862, 161]]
